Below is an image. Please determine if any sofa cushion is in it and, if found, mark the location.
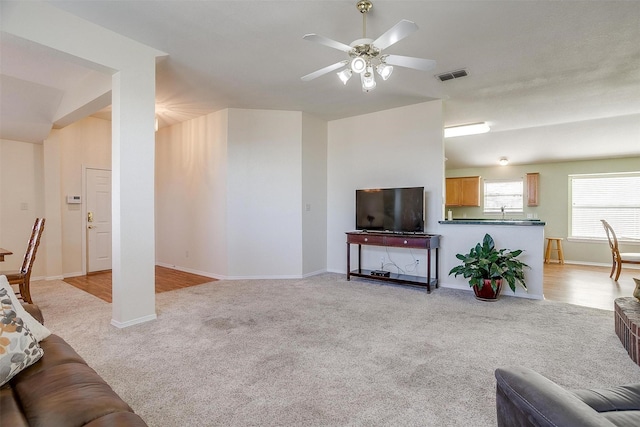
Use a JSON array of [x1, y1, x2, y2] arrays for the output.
[[84, 411, 149, 427], [11, 334, 87, 381], [0, 385, 29, 427], [0, 287, 44, 386], [574, 384, 640, 412], [15, 362, 136, 427], [600, 411, 640, 426], [0, 276, 50, 342]]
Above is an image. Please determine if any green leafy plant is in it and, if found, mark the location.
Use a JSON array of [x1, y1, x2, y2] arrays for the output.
[[449, 233, 529, 292]]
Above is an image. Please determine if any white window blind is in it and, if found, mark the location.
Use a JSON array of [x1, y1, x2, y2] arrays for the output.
[[570, 173, 640, 240], [483, 180, 523, 214]]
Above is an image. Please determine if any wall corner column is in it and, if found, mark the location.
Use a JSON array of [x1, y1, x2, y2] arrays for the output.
[[111, 62, 157, 327]]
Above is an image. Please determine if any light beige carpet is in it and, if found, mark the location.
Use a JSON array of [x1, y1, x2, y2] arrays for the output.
[[29, 274, 640, 426]]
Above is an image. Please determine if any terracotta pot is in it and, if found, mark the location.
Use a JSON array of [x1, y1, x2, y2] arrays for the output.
[[473, 279, 503, 301]]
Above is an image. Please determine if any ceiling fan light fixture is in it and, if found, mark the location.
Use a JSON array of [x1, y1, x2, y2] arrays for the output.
[[444, 122, 490, 138], [301, 1, 436, 92], [337, 68, 353, 84], [351, 57, 367, 74], [376, 63, 393, 80], [361, 67, 376, 91]]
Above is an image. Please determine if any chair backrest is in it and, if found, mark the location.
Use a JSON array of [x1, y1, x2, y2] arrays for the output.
[[601, 219, 619, 253], [20, 218, 45, 277]]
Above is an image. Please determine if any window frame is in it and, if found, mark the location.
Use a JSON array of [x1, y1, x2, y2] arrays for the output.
[[483, 178, 524, 215], [568, 172, 640, 243]]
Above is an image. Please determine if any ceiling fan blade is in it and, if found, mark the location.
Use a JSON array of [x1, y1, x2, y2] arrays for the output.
[[384, 55, 437, 71], [373, 20, 419, 50], [301, 61, 348, 82], [303, 34, 352, 52]]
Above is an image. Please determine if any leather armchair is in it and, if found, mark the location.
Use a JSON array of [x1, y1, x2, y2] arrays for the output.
[[495, 367, 640, 427]]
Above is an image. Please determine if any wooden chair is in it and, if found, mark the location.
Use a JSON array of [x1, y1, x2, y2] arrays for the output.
[[0, 218, 45, 303], [601, 219, 640, 281]]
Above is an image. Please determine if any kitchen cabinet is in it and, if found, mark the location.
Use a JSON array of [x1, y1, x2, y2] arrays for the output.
[[446, 176, 480, 206]]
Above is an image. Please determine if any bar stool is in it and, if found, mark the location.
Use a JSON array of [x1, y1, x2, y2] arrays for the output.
[[545, 237, 564, 264]]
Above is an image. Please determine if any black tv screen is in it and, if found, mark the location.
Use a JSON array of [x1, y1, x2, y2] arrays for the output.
[[355, 187, 424, 233]]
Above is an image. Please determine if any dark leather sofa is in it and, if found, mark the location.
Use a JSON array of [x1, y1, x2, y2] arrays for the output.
[[1, 304, 147, 427], [495, 366, 640, 427]]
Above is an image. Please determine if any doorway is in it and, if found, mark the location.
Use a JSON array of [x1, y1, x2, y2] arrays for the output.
[[85, 168, 112, 273]]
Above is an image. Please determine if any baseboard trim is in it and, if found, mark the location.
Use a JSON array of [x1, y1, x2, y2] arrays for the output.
[[225, 274, 303, 280], [155, 262, 326, 281], [562, 260, 640, 270], [303, 269, 327, 278], [111, 313, 157, 329], [63, 271, 85, 279]]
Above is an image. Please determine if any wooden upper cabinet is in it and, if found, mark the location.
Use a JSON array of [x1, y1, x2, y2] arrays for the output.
[[446, 176, 480, 206], [445, 178, 462, 206], [527, 173, 539, 206]]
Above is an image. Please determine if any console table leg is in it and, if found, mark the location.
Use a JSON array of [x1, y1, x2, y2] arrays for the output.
[[426, 249, 432, 293], [435, 248, 439, 288], [346, 243, 351, 281]]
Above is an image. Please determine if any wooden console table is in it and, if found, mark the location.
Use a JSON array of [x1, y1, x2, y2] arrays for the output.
[[346, 232, 440, 292]]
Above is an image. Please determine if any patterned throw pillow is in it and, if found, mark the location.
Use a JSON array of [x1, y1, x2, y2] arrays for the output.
[[0, 275, 50, 342], [0, 286, 44, 386]]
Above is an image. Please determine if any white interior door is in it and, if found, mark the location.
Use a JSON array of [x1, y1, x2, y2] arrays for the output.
[[86, 168, 112, 272]]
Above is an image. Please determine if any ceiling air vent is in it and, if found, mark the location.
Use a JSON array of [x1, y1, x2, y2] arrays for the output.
[[437, 69, 468, 82]]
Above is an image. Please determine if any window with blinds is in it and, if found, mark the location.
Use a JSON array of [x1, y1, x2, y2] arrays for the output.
[[570, 172, 640, 240], [483, 180, 524, 214]]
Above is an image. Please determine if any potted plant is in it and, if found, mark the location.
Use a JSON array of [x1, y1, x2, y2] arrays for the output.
[[449, 233, 529, 301]]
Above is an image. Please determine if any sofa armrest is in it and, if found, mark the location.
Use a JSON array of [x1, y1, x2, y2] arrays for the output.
[[21, 303, 44, 325], [495, 367, 617, 427]]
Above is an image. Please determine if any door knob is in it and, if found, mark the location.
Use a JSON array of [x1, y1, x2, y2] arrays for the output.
[[88, 225, 95, 229]]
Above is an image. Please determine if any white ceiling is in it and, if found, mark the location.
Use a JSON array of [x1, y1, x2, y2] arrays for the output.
[[1, 0, 639, 168]]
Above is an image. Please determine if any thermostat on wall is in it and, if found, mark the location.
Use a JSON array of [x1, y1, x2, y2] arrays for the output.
[[66, 195, 82, 204]]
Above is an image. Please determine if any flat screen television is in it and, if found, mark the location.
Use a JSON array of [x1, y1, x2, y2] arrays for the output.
[[355, 187, 424, 233]]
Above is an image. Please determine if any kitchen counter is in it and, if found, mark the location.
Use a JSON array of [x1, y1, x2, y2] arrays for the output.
[[439, 219, 545, 226], [437, 220, 545, 300]]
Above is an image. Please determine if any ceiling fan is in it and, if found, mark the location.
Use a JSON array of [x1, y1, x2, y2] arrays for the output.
[[301, 0, 436, 92]]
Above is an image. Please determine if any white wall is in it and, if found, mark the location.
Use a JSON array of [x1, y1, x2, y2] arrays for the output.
[[46, 117, 111, 276], [327, 101, 445, 276], [302, 114, 328, 276], [0, 139, 45, 276], [155, 110, 229, 278], [155, 108, 306, 279], [226, 109, 303, 278], [43, 133, 63, 279]]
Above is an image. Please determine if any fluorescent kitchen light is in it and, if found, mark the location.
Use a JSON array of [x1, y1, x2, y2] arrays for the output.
[[444, 122, 490, 138]]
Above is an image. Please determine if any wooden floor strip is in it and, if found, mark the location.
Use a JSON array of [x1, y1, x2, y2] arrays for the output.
[[63, 265, 215, 303], [542, 263, 636, 310]]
